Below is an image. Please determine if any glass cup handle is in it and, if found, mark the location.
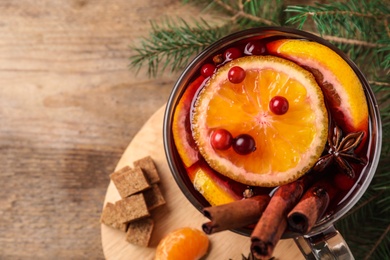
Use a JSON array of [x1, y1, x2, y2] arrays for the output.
[[293, 225, 355, 260]]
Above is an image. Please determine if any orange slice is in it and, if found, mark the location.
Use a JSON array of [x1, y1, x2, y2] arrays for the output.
[[155, 227, 209, 260], [172, 76, 205, 167], [192, 56, 328, 187], [187, 162, 240, 206], [267, 39, 369, 136]]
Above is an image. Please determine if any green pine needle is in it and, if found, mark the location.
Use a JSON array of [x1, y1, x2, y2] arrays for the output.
[[285, 0, 390, 37], [129, 18, 231, 77]]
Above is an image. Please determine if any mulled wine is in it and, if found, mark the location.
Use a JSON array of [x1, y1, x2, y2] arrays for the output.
[[163, 28, 381, 258]]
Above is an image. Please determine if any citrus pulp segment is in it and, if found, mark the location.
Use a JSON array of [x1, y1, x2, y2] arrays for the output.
[[267, 39, 369, 136], [192, 56, 328, 187], [155, 227, 209, 260]]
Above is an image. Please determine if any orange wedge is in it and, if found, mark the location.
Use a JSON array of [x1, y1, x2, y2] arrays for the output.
[[192, 56, 328, 187], [267, 39, 369, 137], [187, 162, 240, 206], [172, 76, 205, 167], [155, 227, 209, 260]]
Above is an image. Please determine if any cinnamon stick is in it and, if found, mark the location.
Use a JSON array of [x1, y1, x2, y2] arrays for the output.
[[202, 195, 270, 234], [250, 177, 313, 259], [251, 218, 287, 260], [287, 180, 333, 234]]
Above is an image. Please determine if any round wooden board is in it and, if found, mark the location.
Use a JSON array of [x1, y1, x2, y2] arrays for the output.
[[101, 105, 304, 260]]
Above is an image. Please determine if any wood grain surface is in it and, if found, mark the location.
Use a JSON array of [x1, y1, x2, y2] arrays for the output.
[[0, 0, 314, 259]]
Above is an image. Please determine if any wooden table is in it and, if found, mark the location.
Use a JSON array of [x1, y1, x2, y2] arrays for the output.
[[0, 0, 312, 259]]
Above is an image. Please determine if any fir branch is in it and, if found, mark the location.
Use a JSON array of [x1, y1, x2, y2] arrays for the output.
[[342, 190, 385, 220], [363, 223, 390, 260], [336, 186, 390, 259], [285, 1, 390, 41], [287, 7, 389, 22], [129, 18, 230, 76]]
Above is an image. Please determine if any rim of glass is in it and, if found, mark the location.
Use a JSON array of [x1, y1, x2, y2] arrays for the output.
[[163, 26, 382, 237]]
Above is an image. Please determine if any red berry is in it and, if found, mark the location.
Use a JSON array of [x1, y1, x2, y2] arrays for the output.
[[210, 129, 233, 150], [244, 41, 266, 56], [269, 96, 289, 115], [233, 134, 256, 155], [334, 173, 356, 191], [228, 66, 246, 84], [224, 47, 242, 61], [200, 63, 216, 78]]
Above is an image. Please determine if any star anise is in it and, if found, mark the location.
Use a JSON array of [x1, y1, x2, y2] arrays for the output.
[[313, 123, 367, 178]]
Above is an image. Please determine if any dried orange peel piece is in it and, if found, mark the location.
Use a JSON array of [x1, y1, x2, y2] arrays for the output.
[[192, 56, 328, 187]]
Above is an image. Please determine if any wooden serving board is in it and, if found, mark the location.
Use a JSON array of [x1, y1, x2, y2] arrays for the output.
[[101, 105, 304, 260]]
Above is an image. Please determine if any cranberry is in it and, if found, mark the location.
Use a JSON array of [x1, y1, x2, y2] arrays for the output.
[[200, 63, 216, 78], [228, 66, 246, 84], [224, 47, 242, 61], [210, 129, 233, 150], [269, 96, 289, 115], [233, 134, 256, 155], [244, 41, 266, 56]]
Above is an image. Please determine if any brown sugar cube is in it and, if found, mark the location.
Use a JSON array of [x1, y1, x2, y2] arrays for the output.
[[111, 165, 132, 177], [115, 193, 150, 224], [126, 218, 154, 247], [144, 184, 166, 211], [133, 156, 160, 184], [100, 202, 128, 232], [110, 166, 150, 198]]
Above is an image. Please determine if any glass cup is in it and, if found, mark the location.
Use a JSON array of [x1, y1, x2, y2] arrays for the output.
[[163, 27, 382, 259]]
